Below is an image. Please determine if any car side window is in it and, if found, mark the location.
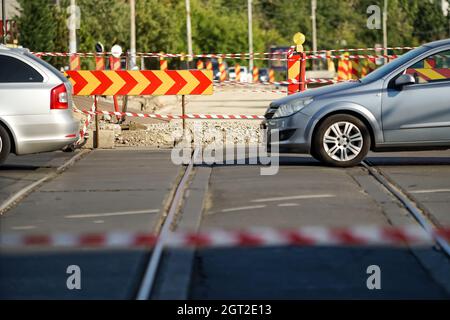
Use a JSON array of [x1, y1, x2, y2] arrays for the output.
[[405, 50, 450, 84], [0, 55, 44, 83]]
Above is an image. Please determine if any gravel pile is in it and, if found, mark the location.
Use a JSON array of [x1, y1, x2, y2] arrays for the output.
[[115, 120, 263, 148]]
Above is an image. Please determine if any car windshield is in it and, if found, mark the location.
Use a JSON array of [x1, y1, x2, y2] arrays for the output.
[[360, 46, 429, 83]]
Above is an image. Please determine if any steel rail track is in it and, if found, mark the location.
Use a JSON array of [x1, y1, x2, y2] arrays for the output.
[[362, 160, 450, 258], [136, 148, 199, 300], [135, 155, 450, 299]]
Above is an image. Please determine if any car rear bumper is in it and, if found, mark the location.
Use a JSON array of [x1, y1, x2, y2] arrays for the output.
[[2, 111, 80, 155]]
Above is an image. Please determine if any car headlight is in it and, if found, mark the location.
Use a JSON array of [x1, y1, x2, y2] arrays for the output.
[[272, 98, 313, 118]]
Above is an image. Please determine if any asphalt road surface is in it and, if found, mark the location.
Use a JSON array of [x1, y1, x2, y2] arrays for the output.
[[1, 147, 450, 299]]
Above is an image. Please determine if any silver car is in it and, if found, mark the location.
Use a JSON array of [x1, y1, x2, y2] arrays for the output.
[[0, 45, 79, 164], [264, 39, 450, 167]]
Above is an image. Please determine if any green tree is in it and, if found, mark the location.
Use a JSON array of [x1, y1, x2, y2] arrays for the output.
[[136, 0, 184, 53], [413, 0, 448, 43], [77, 0, 129, 53], [14, 0, 450, 70], [15, 0, 57, 52]]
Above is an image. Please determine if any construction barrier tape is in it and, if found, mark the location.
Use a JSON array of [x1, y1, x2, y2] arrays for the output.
[[78, 101, 95, 142], [214, 79, 347, 86], [2, 226, 449, 249], [73, 107, 266, 120], [32, 46, 414, 60]]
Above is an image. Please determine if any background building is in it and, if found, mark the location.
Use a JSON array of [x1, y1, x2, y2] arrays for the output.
[[443, 0, 449, 15], [1, 0, 20, 19]]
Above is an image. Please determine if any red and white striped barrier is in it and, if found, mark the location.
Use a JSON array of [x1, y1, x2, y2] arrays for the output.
[[73, 108, 265, 120], [214, 78, 344, 86], [2, 226, 449, 249], [306, 46, 415, 54], [32, 51, 404, 62], [306, 54, 398, 60], [214, 88, 288, 94], [32, 46, 413, 59], [78, 101, 96, 142], [305, 78, 342, 84]]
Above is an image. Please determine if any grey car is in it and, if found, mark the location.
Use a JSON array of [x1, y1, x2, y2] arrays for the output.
[[0, 45, 79, 164], [264, 39, 450, 167]]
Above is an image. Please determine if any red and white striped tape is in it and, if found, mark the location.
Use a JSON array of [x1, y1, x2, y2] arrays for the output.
[[2, 226, 449, 249], [214, 87, 288, 94], [306, 46, 415, 54], [78, 101, 96, 142], [32, 50, 406, 62], [33, 51, 288, 61], [305, 78, 343, 84], [306, 54, 398, 60], [214, 79, 344, 87], [73, 108, 265, 120]]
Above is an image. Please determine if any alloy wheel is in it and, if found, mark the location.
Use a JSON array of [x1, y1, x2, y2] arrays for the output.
[[323, 121, 363, 162]]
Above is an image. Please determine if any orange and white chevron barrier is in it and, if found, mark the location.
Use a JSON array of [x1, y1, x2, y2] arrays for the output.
[[206, 60, 213, 71], [219, 59, 227, 82], [327, 51, 336, 73], [160, 54, 168, 71], [337, 53, 352, 81], [2, 226, 449, 249], [269, 69, 275, 83], [108, 56, 122, 114], [196, 60, 204, 70], [252, 66, 259, 83], [109, 56, 121, 71], [66, 70, 213, 96], [235, 64, 241, 82], [95, 54, 105, 71], [406, 68, 450, 82], [69, 54, 80, 71], [351, 58, 361, 80], [287, 54, 300, 94], [361, 57, 376, 77]]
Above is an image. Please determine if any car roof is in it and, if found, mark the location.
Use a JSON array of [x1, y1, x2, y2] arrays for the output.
[[0, 45, 30, 55], [423, 38, 450, 48]]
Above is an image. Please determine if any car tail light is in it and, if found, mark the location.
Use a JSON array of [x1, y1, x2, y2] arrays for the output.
[[50, 84, 68, 110]]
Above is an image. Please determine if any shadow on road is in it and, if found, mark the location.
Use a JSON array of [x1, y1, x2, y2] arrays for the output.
[[197, 154, 450, 168], [366, 156, 450, 166], [188, 246, 450, 299], [0, 164, 40, 171], [0, 249, 151, 300]]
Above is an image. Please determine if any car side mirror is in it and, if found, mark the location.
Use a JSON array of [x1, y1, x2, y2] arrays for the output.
[[395, 74, 416, 87]]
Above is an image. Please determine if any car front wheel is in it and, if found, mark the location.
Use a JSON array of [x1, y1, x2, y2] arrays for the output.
[[313, 114, 370, 167], [0, 125, 11, 165]]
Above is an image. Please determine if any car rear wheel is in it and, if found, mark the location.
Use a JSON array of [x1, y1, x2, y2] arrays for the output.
[[313, 114, 370, 167], [0, 126, 11, 165]]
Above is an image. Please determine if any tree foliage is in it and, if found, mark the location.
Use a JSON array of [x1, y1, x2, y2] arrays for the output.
[[16, 0, 58, 52], [15, 0, 450, 57]]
